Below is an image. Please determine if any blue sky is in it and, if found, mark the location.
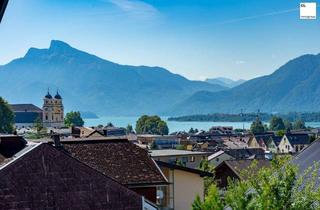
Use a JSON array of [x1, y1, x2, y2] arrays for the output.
[[0, 0, 319, 80]]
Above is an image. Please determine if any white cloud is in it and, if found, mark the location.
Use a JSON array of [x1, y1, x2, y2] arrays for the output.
[[109, 0, 159, 19]]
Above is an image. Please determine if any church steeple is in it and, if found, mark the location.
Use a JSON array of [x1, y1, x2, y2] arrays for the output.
[[54, 89, 62, 99], [45, 88, 52, 99]]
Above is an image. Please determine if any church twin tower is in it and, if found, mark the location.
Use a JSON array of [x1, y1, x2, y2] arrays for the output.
[[42, 90, 64, 128]]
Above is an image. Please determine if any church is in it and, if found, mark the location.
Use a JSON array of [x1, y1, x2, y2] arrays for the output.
[[42, 90, 64, 128], [11, 90, 64, 129]]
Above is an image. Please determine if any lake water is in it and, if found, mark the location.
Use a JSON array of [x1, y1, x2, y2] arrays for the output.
[[84, 116, 320, 133]]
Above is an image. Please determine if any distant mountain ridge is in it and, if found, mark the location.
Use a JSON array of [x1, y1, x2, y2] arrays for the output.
[[0, 40, 226, 116], [171, 53, 320, 115], [205, 77, 246, 88]]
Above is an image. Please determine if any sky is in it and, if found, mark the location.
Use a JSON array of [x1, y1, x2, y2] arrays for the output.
[[0, 0, 319, 80]]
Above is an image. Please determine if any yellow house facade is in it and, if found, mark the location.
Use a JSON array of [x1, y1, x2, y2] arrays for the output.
[[156, 161, 212, 210]]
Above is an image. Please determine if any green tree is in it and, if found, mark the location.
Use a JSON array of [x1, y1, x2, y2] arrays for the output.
[[189, 127, 195, 134], [276, 130, 285, 137], [33, 116, 43, 134], [199, 159, 215, 195], [284, 119, 293, 131], [192, 157, 320, 210], [176, 159, 186, 167], [150, 141, 158, 150], [64, 111, 84, 127], [250, 117, 265, 134], [106, 122, 114, 127], [126, 124, 133, 134], [0, 97, 14, 133], [135, 115, 169, 135], [293, 119, 306, 130], [269, 116, 285, 131]]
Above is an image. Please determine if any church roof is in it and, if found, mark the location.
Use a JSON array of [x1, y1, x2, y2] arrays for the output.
[[54, 91, 62, 99], [10, 104, 43, 113], [45, 92, 53, 99]]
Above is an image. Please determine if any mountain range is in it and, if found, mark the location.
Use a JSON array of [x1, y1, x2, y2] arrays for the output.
[[1, 40, 320, 116], [205, 77, 246, 88], [0, 40, 226, 116], [172, 53, 320, 115]]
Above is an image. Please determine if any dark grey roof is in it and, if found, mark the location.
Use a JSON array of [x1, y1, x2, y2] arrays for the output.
[[10, 104, 42, 112], [224, 148, 265, 159], [272, 136, 282, 146], [255, 134, 274, 144], [286, 133, 310, 145], [292, 140, 320, 188], [0, 135, 27, 163], [217, 159, 271, 178], [0, 0, 8, 23], [156, 160, 213, 177]]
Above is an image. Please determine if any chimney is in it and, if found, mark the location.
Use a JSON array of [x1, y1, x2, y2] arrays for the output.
[[51, 134, 62, 148]]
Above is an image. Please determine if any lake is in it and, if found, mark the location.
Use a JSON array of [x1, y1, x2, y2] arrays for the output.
[[84, 116, 320, 133]]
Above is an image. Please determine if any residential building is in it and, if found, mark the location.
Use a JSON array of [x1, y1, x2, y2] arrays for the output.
[[222, 135, 249, 149], [79, 127, 96, 137], [60, 137, 168, 203], [42, 90, 64, 128], [247, 133, 282, 152], [10, 104, 43, 129], [278, 133, 310, 153], [156, 161, 213, 210], [209, 126, 234, 135], [214, 159, 271, 188], [208, 148, 266, 167], [208, 150, 234, 167], [138, 135, 180, 149], [150, 149, 209, 169], [0, 139, 153, 209], [100, 125, 126, 136]]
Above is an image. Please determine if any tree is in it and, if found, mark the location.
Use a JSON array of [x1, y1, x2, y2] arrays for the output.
[[293, 119, 306, 130], [189, 127, 195, 134], [199, 159, 215, 195], [192, 157, 320, 210], [64, 111, 84, 127], [250, 117, 265, 134], [150, 141, 158, 150], [0, 97, 14, 133], [276, 130, 285, 137], [269, 116, 285, 131], [176, 159, 186, 167], [33, 116, 43, 134], [135, 115, 169, 135], [126, 124, 133, 134], [106, 122, 114, 127], [157, 121, 169, 135], [284, 119, 293, 131]]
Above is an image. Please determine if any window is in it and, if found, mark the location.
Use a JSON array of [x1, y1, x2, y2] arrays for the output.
[[216, 158, 219, 162], [190, 156, 195, 162]]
